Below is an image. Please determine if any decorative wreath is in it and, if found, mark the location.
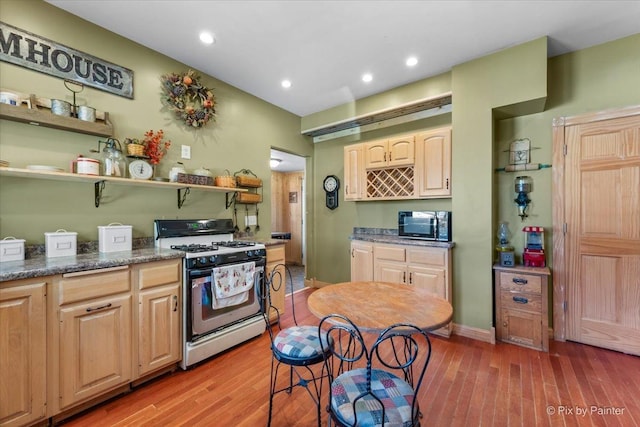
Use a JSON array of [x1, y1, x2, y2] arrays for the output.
[[161, 69, 216, 128]]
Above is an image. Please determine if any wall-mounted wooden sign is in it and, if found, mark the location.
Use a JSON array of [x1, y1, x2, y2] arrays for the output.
[[0, 22, 134, 99]]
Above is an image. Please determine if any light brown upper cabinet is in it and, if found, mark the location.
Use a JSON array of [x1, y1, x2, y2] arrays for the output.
[[344, 126, 451, 201], [415, 127, 452, 197], [364, 135, 415, 169], [344, 144, 365, 200]]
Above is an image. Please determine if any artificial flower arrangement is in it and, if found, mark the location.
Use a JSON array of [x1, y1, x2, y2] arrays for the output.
[[142, 129, 171, 165], [161, 69, 216, 128]]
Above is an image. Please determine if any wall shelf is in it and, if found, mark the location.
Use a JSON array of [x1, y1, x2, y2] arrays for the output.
[[0, 167, 246, 208], [0, 101, 114, 137]]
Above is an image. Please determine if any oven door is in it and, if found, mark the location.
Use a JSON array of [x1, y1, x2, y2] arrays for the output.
[[188, 261, 264, 340]]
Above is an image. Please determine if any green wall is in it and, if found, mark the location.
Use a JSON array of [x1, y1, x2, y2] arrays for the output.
[[307, 34, 639, 332], [2, 1, 638, 333], [0, 1, 313, 250]]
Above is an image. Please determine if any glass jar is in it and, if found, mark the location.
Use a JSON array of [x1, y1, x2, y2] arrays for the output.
[[169, 162, 186, 182]]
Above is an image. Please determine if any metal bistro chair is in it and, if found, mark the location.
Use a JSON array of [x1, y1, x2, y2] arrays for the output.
[[259, 263, 332, 427], [320, 314, 432, 427]]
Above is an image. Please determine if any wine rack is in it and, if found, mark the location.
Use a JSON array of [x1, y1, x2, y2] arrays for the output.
[[366, 167, 414, 198]]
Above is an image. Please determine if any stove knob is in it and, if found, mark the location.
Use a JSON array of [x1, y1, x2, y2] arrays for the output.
[[198, 257, 208, 266], [247, 250, 253, 257], [209, 255, 217, 263]]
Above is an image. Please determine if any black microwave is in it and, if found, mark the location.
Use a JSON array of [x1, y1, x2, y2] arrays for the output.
[[398, 211, 452, 242]]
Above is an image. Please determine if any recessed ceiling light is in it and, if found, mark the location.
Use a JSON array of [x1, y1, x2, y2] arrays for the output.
[[406, 56, 418, 67], [362, 73, 373, 83], [281, 80, 292, 89], [199, 32, 215, 45]]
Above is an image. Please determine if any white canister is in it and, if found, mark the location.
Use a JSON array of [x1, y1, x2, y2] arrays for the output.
[[73, 156, 100, 175], [169, 162, 186, 182], [45, 229, 77, 258], [98, 223, 132, 253], [0, 237, 25, 262]]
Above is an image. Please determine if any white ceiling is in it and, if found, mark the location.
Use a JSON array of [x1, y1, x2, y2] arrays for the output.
[[47, 1, 639, 117]]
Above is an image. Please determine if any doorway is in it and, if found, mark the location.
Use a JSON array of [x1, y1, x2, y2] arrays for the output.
[[270, 149, 306, 293], [553, 106, 640, 356]]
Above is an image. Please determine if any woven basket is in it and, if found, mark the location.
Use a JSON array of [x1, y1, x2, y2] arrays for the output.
[[236, 192, 262, 203], [214, 176, 236, 188], [127, 144, 145, 156], [214, 173, 236, 188], [236, 175, 262, 188]]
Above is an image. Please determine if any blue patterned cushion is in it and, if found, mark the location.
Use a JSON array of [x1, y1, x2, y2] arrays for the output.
[[331, 368, 416, 427], [273, 325, 329, 363]]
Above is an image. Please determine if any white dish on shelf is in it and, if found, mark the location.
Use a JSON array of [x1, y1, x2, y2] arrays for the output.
[[26, 165, 65, 172]]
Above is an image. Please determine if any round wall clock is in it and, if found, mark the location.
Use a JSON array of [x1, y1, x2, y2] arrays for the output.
[[129, 158, 153, 180], [323, 175, 340, 210]]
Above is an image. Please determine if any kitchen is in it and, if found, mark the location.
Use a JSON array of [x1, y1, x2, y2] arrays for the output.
[[1, 1, 640, 426]]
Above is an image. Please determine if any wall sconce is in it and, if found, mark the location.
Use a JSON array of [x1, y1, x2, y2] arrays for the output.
[[269, 158, 281, 168], [514, 176, 533, 221]]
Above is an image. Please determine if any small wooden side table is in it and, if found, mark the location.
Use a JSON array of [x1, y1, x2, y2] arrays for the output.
[[493, 264, 551, 351]]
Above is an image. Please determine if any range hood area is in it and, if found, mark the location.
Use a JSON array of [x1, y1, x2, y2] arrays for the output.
[[301, 93, 452, 143]]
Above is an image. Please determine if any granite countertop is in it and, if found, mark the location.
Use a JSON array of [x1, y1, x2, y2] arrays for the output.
[[350, 227, 455, 249], [236, 236, 287, 246], [0, 247, 185, 282]]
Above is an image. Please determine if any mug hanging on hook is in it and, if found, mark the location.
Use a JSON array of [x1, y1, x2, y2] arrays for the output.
[[64, 80, 84, 118]]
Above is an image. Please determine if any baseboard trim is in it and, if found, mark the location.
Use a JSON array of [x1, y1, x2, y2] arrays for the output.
[[452, 323, 494, 344], [305, 278, 332, 288]]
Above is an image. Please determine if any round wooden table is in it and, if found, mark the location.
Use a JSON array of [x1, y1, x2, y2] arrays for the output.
[[307, 281, 453, 333]]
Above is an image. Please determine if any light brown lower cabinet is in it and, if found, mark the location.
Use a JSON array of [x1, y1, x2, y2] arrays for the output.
[[266, 244, 286, 323], [53, 266, 133, 411], [351, 241, 453, 337], [135, 259, 182, 377], [494, 264, 550, 351], [0, 278, 48, 427], [0, 258, 183, 426]]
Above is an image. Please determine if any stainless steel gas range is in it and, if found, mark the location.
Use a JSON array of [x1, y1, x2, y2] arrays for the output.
[[154, 219, 266, 369]]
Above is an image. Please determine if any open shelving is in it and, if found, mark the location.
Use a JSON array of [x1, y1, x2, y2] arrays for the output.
[[0, 167, 246, 208]]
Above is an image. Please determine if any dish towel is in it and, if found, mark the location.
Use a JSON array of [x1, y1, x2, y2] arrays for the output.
[[211, 261, 256, 309]]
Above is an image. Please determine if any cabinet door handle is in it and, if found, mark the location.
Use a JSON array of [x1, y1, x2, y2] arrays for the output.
[[513, 296, 528, 304], [446, 178, 449, 189], [402, 272, 406, 283], [409, 272, 413, 284], [86, 303, 112, 312], [351, 248, 354, 258], [512, 277, 528, 285], [173, 295, 178, 312]]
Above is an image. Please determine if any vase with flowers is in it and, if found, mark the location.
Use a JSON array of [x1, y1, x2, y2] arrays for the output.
[[143, 129, 171, 168]]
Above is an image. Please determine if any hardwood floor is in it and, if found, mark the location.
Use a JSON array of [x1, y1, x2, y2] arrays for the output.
[[60, 288, 640, 427]]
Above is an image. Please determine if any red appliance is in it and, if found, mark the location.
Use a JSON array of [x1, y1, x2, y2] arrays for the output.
[[523, 226, 546, 267]]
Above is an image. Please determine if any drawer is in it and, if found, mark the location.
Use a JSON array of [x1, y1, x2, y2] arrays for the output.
[[501, 292, 542, 312], [499, 272, 541, 294], [57, 266, 131, 305], [407, 247, 446, 266], [267, 245, 285, 263], [137, 259, 181, 290], [374, 244, 405, 262]]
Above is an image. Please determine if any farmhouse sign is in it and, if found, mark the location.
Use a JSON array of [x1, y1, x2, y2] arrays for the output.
[[0, 22, 133, 99]]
